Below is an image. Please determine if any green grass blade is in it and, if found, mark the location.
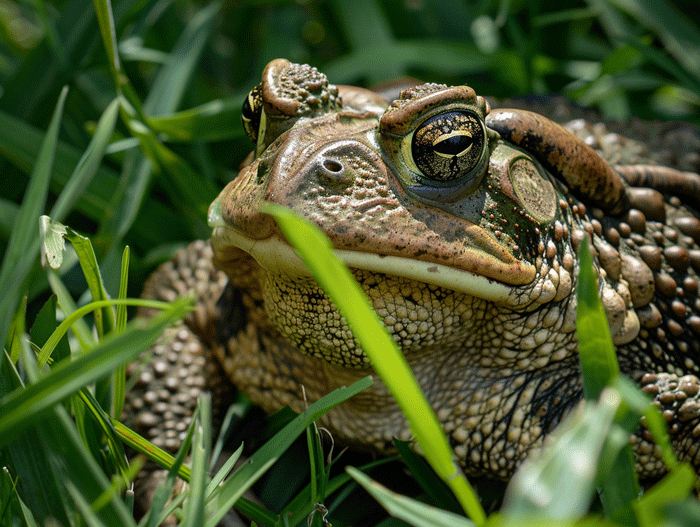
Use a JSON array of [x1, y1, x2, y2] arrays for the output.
[[0, 0, 98, 121], [65, 479, 109, 527], [0, 297, 192, 446], [127, 124, 217, 234], [206, 376, 373, 527], [307, 422, 327, 507], [347, 466, 475, 527], [330, 0, 403, 83], [37, 297, 171, 371], [262, 203, 486, 526], [634, 464, 696, 527], [393, 439, 461, 513], [183, 394, 211, 527], [92, 0, 121, 86], [147, 406, 199, 527], [28, 294, 71, 363], [501, 389, 621, 522], [112, 245, 130, 419], [279, 457, 397, 527], [75, 387, 130, 478], [50, 97, 120, 223], [576, 240, 640, 523], [144, 1, 221, 116], [205, 443, 243, 495], [111, 419, 190, 482], [64, 226, 117, 337], [146, 96, 247, 142], [0, 108, 158, 230], [7, 296, 27, 365], [42, 403, 137, 527], [47, 270, 95, 349], [2, 419, 72, 525], [611, 0, 700, 84], [0, 86, 68, 355], [576, 239, 619, 400]]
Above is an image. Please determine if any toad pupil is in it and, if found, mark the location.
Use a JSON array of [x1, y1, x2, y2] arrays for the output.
[[433, 132, 474, 157]]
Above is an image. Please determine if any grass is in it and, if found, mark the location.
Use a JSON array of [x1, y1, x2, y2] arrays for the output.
[[1, 0, 699, 525]]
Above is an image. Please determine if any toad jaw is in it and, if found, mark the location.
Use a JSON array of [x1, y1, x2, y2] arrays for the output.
[[208, 195, 518, 304]]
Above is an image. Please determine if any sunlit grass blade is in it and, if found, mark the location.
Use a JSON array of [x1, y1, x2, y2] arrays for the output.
[[0, 86, 67, 354], [576, 239, 640, 522], [261, 203, 486, 526], [36, 297, 174, 369], [576, 239, 619, 400], [347, 466, 475, 527], [501, 388, 622, 523]]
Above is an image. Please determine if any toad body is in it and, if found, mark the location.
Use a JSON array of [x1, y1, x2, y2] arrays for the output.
[[127, 59, 700, 482]]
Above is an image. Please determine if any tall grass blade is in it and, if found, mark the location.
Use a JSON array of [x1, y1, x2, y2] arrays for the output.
[[0, 297, 192, 445], [576, 239, 639, 523], [260, 203, 486, 526], [0, 86, 68, 359], [347, 466, 475, 527], [50, 98, 120, 223], [206, 376, 373, 527], [576, 239, 619, 399]]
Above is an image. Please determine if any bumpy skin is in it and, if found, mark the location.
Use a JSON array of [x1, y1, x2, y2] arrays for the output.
[[125, 59, 700, 491]]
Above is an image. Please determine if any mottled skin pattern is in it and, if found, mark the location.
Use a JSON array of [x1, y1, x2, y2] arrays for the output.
[[125, 59, 700, 499]]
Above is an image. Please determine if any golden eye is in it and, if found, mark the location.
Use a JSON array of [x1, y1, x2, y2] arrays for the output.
[[241, 84, 263, 143], [411, 111, 485, 183]]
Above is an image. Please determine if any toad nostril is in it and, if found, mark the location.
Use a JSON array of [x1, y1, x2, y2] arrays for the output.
[[323, 159, 343, 173], [316, 157, 352, 186]]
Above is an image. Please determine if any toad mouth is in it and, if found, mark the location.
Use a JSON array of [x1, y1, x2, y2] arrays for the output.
[[210, 222, 515, 304]]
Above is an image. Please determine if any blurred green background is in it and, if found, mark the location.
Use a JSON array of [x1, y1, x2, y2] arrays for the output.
[[0, 0, 698, 302]]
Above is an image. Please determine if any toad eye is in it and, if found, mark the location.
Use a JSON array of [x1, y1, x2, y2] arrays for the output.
[[241, 84, 263, 143], [411, 111, 485, 183]]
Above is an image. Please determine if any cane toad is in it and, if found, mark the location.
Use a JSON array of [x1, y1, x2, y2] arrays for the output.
[[127, 59, 700, 484]]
